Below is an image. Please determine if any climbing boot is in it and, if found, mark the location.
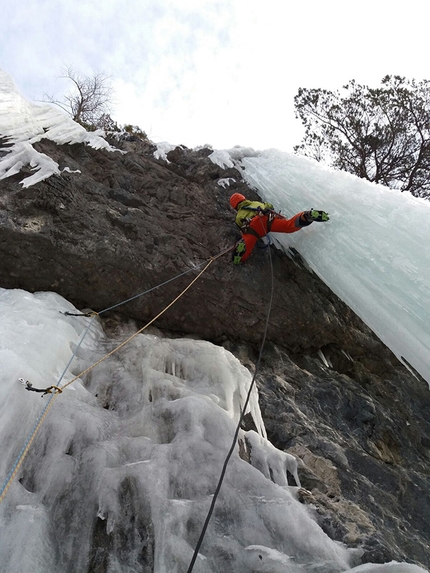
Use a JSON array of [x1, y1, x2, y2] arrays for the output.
[[304, 209, 330, 222], [232, 240, 246, 265]]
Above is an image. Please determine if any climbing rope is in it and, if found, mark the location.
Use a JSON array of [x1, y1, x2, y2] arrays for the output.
[[187, 231, 275, 573], [59, 257, 216, 393], [0, 393, 56, 504], [0, 314, 98, 503], [62, 259, 216, 318], [0, 244, 234, 504]]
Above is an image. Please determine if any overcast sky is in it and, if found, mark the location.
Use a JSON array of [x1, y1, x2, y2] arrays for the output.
[[1, 0, 429, 151]]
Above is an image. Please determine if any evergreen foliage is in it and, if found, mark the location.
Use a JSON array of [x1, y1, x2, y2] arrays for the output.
[[294, 76, 430, 198]]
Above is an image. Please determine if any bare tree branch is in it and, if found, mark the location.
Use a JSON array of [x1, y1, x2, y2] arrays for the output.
[[44, 66, 113, 128]]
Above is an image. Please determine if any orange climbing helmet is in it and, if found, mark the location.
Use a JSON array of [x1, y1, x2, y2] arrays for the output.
[[229, 193, 246, 210]]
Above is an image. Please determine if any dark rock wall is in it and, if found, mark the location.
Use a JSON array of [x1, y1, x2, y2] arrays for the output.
[[0, 138, 387, 356], [245, 344, 430, 567]]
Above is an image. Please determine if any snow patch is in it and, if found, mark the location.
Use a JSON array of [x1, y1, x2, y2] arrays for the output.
[[217, 177, 236, 188], [153, 141, 177, 161], [209, 145, 260, 169]]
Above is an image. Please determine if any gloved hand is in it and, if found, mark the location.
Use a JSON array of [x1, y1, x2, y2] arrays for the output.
[[304, 209, 330, 222], [232, 239, 246, 265]]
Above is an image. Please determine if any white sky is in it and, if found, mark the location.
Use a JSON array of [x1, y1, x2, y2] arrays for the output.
[[1, 0, 430, 151]]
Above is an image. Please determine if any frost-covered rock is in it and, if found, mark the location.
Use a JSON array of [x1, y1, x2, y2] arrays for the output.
[[0, 69, 118, 187]]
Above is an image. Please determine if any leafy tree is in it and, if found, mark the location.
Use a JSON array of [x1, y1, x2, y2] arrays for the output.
[[294, 76, 430, 198], [44, 66, 113, 128]]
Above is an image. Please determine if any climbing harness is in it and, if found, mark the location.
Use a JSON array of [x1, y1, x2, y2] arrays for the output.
[[233, 208, 277, 264], [267, 210, 276, 231], [0, 244, 234, 504], [187, 234, 275, 573], [240, 209, 276, 238]]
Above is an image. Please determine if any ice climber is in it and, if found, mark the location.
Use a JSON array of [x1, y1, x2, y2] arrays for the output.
[[229, 193, 329, 264]]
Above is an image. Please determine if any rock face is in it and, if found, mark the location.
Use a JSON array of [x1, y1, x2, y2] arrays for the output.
[[0, 135, 429, 570], [0, 137, 367, 354]]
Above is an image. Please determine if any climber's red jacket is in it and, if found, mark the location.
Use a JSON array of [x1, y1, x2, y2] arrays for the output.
[[235, 200, 310, 262]]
